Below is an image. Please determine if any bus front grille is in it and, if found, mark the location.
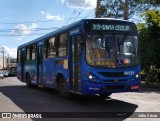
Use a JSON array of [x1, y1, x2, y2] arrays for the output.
[[98, 72, 127, 77], [103, 79, 128, 83]]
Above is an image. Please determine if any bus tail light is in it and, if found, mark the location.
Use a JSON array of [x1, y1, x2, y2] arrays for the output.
[[131, 85, 139, 90]]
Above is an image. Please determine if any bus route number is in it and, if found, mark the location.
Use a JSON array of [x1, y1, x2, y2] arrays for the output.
[[124, 71, 135, 75]]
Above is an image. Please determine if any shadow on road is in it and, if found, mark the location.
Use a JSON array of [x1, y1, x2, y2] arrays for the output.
[[0, 85, 138, 120]]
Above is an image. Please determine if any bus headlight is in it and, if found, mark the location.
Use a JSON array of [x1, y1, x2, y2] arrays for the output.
[[88, 75, 96, 82], [89, 75, 93, 80], [132, 73, 139, 81], [85, 72, 99, 82], [136, 74, 139, 78]]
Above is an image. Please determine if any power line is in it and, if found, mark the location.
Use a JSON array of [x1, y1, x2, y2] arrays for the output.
[[73, 0, 94, 22], [63, 0, 84, 26], [0, 1, 97, 26], [0, 7, 96, 37], [0, 27, 59, 32], [0, 0, 87, 26], [0, 15, 96, 33], [63, 0, 86, 26], [0, 16, 93, 26], [84, 5, 96, 18], [68, 0, 96, 24], [0, 33, 48, 37], [0, 20, 58, 25]]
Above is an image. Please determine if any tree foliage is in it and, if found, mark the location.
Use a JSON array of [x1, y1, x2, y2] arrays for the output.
[[98, 0, 160, 19], [99, 0, 124, 18], [138, 10, 160, 82]]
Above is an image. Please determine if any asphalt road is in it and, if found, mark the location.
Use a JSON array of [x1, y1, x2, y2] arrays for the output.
[[0, 77, 160, 121]]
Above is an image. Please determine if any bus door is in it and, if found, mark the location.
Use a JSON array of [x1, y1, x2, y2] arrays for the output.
[[70, 35, 82, 92], [37, 46, 43, 85]]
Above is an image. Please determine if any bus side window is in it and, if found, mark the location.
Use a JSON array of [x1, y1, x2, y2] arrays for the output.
[[44, 37, 57, 58], [26, 46, 31, 61], [26, 44, 36, 61], [31, 44, 36, 60], [57, 33, 68, 57]]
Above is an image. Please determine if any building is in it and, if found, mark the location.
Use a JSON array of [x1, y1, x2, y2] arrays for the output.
[[0, 55, 8, 70]]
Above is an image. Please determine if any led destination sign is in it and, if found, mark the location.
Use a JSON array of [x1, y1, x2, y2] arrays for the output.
[[92, 24, 130, 31], [85, 20, 137, 33]]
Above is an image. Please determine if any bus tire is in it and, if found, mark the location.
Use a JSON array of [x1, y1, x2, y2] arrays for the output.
[[58, 78, 69, 97], [26, 74, 32, 88], [99, 93, 112, 99]]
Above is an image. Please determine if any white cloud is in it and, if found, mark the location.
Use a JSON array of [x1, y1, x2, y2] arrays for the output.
[[41, 11, 64, 21], [61, 0, 65, 4], [2, 46, 17, 58], [41, 11, 45, 15], [46, 14, 63, 20], [10, 23, 38, 40], [60, 0, 96, 9], [17, 37, 24, 41]]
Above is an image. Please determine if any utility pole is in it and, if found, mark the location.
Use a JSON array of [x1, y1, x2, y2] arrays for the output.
[[124, 0, 129, 20], [96, 0, 100, 18]]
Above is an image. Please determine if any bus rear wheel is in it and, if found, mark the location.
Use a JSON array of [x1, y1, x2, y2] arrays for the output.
[[58, 78, 69, 97]]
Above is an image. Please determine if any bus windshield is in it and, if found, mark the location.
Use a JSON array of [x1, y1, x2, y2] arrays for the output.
[[86, 34, 139, 68]]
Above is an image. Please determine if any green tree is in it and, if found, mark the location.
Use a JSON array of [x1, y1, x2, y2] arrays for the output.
[[98, 0, 160, 20], [99, 0, 124, 18], [138, 10, 160, 83]]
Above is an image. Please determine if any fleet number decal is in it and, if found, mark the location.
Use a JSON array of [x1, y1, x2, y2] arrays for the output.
[[124, 71, 135, 75]]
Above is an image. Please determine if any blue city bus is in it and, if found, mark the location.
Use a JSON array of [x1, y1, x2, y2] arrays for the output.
[[17, 18, 140, 97]]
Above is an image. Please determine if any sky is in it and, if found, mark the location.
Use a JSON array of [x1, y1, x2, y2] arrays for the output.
[[0, 0, 96, 58]]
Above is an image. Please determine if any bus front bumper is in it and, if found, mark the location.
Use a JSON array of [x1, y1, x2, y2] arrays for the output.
[[82, 80, 140, 95]]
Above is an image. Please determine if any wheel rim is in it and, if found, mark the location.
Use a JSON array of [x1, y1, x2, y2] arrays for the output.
[[60, 82, 67, 93]]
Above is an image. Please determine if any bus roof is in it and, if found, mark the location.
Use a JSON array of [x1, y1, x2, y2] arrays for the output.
[[18, 18, 135, 48]]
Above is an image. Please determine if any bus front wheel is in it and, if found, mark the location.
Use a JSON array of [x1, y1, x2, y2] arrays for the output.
[[58, 78, 69, 97]]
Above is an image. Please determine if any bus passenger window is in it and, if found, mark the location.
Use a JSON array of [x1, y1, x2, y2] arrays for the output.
[[31, 44, 36, 60], [58, 33, 68, 57], [26, 47, 30, 61], [45, 37, 57, 58]]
